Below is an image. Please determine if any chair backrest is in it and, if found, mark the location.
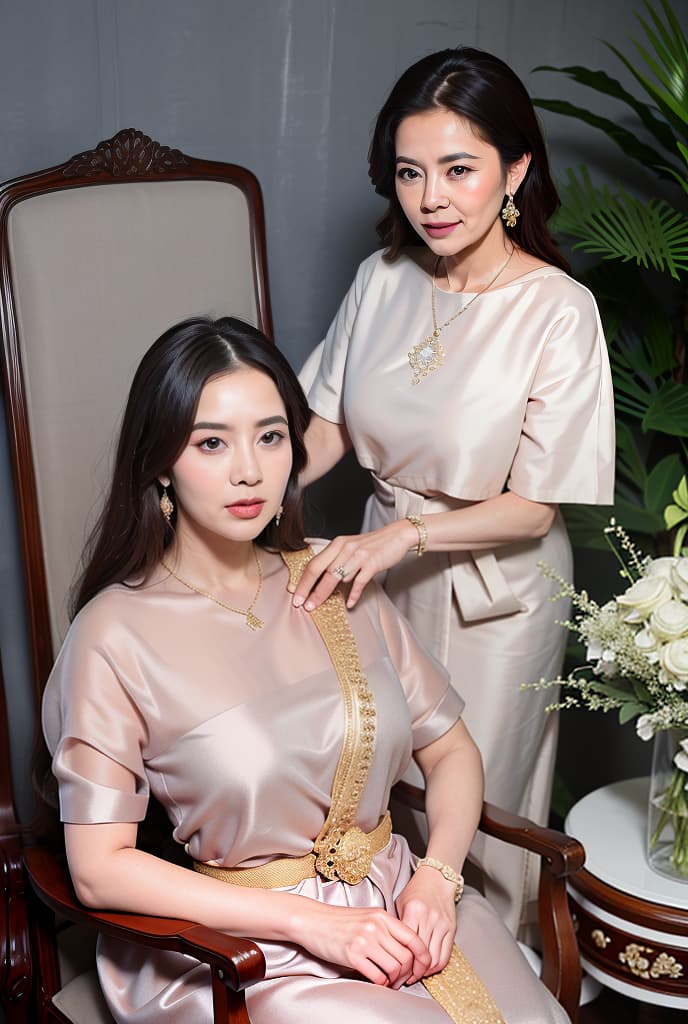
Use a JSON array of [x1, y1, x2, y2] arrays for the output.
[[0, 129, 272, 705]]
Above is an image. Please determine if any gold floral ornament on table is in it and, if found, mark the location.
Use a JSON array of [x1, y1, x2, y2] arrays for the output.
[[525, 476, 688, 877]]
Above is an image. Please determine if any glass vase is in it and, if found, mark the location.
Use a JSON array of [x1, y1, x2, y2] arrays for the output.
[[647, 727, 688, 881]]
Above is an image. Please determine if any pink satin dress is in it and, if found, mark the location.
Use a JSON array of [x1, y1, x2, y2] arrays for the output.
[[42, 550, 568, 1022], [304, 250, 615, 935]]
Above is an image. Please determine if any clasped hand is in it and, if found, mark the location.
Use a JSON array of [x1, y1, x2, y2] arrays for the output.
[[289, 520, 415, 611], [302, 868, 455, 988]]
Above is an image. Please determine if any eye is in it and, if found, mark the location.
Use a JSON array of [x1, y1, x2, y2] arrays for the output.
[[259, 430, 286, 446], [448, 165, 469, 177], [396, 166, 421, 182], [197, 436, 225, 452]]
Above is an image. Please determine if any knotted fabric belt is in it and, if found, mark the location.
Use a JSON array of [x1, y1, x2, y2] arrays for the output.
[[193, 811, 392, 888], [368, 478, 526, 622]]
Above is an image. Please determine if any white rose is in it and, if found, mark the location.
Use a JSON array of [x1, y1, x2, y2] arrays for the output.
[[636, 714, 656, 741], [646, 557, 677, 581], [660, 638, 688, 685], [593, 650, 617, 678], [649, 600, 688, 641], [675, 738, 688, 774], [634, 626, 660, 662], [672, 559, 688, 600], [616, 576, 672, 621]]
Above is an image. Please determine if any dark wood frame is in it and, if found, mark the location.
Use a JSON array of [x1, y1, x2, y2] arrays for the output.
[[0, 130, 585, 1024], [569, 868, 688, 1000]]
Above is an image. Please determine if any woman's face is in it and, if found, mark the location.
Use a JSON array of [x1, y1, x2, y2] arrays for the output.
[[166, 366, 292, 548], [394, 107, 528, 260]]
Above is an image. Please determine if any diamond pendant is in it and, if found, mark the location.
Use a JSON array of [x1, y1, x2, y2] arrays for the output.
[[408, 333, 445, 386], [245, 611, 264, 630]]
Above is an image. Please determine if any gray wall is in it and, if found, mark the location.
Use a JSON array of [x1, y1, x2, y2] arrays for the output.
[[2, 0, 684, 822]]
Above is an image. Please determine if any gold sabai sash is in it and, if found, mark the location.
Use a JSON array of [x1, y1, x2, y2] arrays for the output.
[[195, 547, 504, 1024]]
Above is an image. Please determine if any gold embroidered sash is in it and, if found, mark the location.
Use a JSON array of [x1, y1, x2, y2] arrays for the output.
[[282, 548, 504, 1023], [282, 548, 378, 884]]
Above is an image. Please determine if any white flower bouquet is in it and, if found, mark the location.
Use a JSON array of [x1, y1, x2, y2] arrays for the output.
[[529, 476, 688, 876]]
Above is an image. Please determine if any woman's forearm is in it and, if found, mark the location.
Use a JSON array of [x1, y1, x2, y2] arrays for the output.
[[422, 490, 556, 553], [416, 724, 484, 873], [65, 823, 315, 942], [65, 822, 434, 984], [290, 492, 557, 610], [301, 412, 352, 486]]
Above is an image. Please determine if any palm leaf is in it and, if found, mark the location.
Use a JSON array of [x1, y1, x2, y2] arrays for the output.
[[554, 168, 688, 280], [562, 497, 663, 548], [610, 318, 676, 382], [664, 142, 688, 196], [644, 454, 685, 514], [615, 421, 648, 490], [533, 65, 677, 153], [577, 262, 668, 345], [642, 380, 688, 436], [643, 0, 688, 68], [611, 43, 688, 141], [532, 97, 677, 178]]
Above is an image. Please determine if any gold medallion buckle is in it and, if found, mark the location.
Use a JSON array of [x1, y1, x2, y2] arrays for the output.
[[315, 813, 392, 884]]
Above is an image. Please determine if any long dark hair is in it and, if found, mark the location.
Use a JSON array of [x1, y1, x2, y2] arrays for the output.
[[73, 315, 310, 615], [369, 46, 570, 272]]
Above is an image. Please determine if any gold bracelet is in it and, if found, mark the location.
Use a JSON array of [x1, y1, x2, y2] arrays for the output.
[[415, 857, 464, 902], [406, 514, 427, 557]]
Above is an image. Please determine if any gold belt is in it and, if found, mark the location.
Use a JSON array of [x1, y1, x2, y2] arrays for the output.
[[193, 811, 392, 888]]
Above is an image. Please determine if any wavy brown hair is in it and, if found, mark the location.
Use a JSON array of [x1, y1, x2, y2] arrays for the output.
[[73, 315, 310, 615], [369, 46, 570, 273]]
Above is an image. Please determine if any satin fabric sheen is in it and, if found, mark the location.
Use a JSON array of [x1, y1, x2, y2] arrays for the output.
[[42, 552, 567, 1022], [305, 250, 615, 934]]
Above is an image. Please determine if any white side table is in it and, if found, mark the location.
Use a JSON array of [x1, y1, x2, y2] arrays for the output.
[[565, 777, 688, 1010]]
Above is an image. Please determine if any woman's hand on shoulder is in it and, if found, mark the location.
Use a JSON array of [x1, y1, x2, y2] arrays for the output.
[[395, 867, 457, 976], [289, 520, 417, 611], [293, 900, 431, 988]]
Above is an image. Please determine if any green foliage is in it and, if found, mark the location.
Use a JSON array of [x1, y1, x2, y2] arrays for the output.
[[536, 0, 688, 554], [552, 167, 688, 279]]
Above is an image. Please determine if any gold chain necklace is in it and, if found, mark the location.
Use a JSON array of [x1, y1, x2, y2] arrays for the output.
[[161, 545, 264, 630], [408, 249, 514, 386]]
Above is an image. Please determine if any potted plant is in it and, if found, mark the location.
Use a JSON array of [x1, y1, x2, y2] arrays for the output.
[[532, 0, 688, 555]]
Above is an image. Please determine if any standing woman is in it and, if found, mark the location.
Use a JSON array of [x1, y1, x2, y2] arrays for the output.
[[295, 47, 615, 937]]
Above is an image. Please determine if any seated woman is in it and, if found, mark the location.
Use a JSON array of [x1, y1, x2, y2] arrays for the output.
[[42, 316, 568, 1023]]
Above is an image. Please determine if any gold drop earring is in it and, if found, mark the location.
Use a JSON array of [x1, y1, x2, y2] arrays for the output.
[[501, 190, 520, 229], [160, 487, 174, 523]]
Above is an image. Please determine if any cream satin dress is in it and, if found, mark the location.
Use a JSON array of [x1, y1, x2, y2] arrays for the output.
[[42, 551, 567, 1023], [303, 250, 615, 935]]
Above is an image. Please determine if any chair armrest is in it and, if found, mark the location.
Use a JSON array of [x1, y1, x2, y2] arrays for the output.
[[23, 846, 265, 992], [391, 779, 584, 1021], [479, 801, 585, 877], [391, 781, 585, 877]]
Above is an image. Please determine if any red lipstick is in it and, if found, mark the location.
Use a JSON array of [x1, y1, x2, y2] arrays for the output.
[[226, 499, 266, 519], [423, 222, 460, 238]]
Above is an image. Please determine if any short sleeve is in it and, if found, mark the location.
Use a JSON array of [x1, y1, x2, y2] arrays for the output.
[[374, 584, 464, 750], [302, 252, 380, 424], [508, 284, 615, 504], [42, 606, 149, 825]]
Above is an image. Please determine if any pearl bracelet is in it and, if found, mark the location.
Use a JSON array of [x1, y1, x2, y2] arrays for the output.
[[415, 857, 464, 902], [406, 514, 428, 557]]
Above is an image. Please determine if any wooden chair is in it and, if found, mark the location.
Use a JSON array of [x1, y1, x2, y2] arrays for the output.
[[0, 131, 585, 1024]]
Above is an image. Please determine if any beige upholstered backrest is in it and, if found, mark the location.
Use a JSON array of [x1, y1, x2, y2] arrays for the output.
[[1, 133, 271, 671]]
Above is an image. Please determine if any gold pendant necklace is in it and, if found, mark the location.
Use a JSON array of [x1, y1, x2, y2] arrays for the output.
[[408, 249, 514, 386], [161, 544, 264, 630]]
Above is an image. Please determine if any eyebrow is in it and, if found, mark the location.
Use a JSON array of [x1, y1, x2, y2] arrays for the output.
[[395, 152, 480, 166], [192, 415, 289, 430]]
